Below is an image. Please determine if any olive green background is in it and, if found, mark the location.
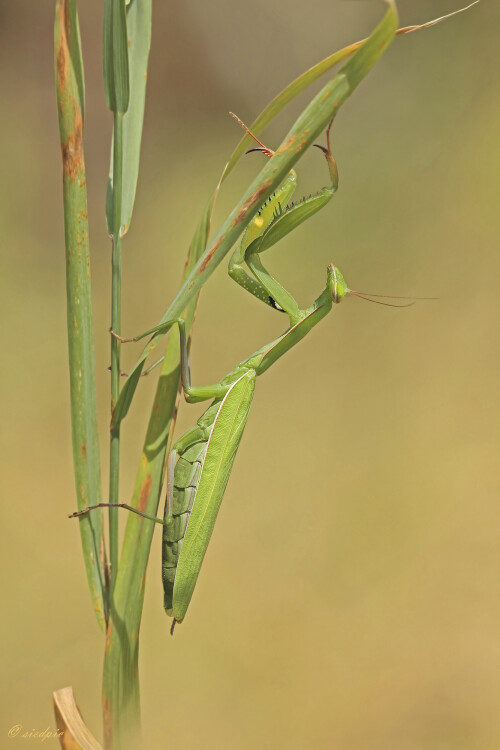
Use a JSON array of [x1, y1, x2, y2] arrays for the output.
[[1, 1, 499, 748]]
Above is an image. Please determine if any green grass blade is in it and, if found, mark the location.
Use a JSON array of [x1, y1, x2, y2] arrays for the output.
[[103, 0, 130, 114], [106, 0, 152, 235], [55, 0, 106, 631], [111, 0, 398, 427], [224, 44, 362, 178], [102, 181, 220, 750], [224, 1, 478, 178]]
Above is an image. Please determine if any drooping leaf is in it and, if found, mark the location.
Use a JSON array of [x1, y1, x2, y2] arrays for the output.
[[224, 1, 480, 177]]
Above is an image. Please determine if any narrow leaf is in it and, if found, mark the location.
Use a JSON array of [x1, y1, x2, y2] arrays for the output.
[[224, 1, 479, 178], [106, 0, 152, 235], [103, 0, 130, 114], [55, 0, 106, 630]]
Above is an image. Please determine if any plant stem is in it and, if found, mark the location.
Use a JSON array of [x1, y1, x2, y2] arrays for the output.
[[55, 0, 107, 630], [109, 111, 124, 590]]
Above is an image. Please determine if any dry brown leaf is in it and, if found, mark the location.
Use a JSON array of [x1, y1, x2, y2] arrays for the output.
[[53, 687, 103, 750]]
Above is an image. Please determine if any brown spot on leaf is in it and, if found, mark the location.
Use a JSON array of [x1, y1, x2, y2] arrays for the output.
[[56, 2, 85, 180], [55, 1, 68, 95], [56, 41, 66, 96], [81, 443, 86, 459], [197, 235, 223, 274], [105, 622, 113, 651], [137, 475, 152, 513], [102, 696, 113, 748], [276, 134, 298, 156], [62, 112, 85, 181], [99, 537, 107, 580]]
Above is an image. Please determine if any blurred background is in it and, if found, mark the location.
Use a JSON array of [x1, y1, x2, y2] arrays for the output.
[[1, 1, 499, 748]]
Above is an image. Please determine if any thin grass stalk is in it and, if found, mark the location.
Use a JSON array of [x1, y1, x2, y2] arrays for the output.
[[108, 112, 125, 590], [102, 1, 148, 745], [54, 0, 107, 630]]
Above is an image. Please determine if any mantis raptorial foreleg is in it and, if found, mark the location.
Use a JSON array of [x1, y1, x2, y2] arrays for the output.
[[228, 117, 338, 318]]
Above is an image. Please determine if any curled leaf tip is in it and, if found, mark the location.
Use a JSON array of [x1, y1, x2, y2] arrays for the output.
[[397, 0, 480, 37]]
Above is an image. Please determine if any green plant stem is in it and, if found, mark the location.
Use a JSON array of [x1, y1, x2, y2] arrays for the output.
[[104, 108, 143, 750], [109, 112, 124, 591], [55, 0, 106, 630]]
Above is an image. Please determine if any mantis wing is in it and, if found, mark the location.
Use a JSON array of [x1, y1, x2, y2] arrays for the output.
[[172, 370, 256, 623]]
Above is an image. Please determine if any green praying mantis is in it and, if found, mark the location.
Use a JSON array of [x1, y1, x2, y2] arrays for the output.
[[71, 119, 420, 632]]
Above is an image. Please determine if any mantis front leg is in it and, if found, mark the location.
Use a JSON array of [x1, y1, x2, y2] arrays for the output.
[[228, 118, 338, 322]]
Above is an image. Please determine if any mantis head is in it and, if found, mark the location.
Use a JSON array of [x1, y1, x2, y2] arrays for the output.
[[327, 264, 349, 304]]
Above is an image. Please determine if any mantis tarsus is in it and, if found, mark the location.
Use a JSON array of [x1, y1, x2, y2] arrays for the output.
[[71, 120, 420, 632]]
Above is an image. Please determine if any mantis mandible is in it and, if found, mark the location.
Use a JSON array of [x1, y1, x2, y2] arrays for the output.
[[71, 120, 416, 632]]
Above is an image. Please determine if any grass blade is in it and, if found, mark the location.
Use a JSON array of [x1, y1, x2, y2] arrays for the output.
[[106, 0, 152, 236], [224, 1, 479, 178], [103, 0, 130, 114], [54, 0, 106, 630]]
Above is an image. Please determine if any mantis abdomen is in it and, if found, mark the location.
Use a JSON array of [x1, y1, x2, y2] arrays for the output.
[[162, 438, 208, 615]]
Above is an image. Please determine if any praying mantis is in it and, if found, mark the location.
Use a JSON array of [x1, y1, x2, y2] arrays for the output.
[[72, 120, 416, 632]]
